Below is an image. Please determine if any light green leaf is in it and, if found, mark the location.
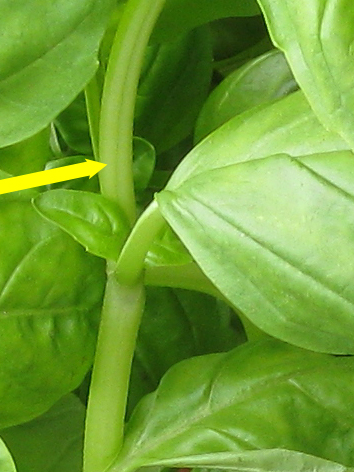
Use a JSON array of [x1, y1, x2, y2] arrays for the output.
[[114, 339, 354, 471], [0, 0, 113, 148], [195, 50, 297, 142], [1, 395, 85, 472], [152, 0, 260, 43], [33, 189, 130, 261], [176, 450, 354, 471], [166, 91, 349, 189], [257, 0, 354, 148], [0, 439, 16, 472], [158, 150, 354, 353]]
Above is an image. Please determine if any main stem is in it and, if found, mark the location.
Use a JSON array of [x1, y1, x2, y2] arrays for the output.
[[98, 0, 166, 226], [84, 1, 166, 472]]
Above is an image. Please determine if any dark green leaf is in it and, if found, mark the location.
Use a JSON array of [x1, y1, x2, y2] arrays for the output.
[[135, 27, 213, 154], [127, 287, 244, 414], [1, 395, 85, 472], [44, 156, 100, 192], [33, 189, 130, 260], [114, 339, 354, 471], [195, 50, 297, 142], [133, 137, 156, 192], [0, 191, 105, 428], [152, 0, 261, 43], [0, 0, 113, 148], [257, 0, 354, 148]]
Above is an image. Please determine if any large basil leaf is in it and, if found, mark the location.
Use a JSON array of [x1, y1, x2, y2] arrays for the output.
[[0, 191, 105, 428], [155, 93, 354, 353], [157, 150, 354, 353], [33, 189, 130, 261], [257, 0, 354, 148], [135, 27, 212, 154], [166, 91, 349, 189], [0, 395, 85, 472], [195, 50, 296, 143], [0, 440, 15, 472], [114, 339, 354, 471], [152, 0, 260, 43], [183, 450, 354, 471], [0, 0, 113, 148], [127, 287, 245, 415]]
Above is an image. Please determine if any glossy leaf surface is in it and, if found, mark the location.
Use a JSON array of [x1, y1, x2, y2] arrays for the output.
[[152, 0, 260, 43], [0, 191, 105, 428], [195, 50, 296, 142], [0, 0, 113, 148], [1, 395, 85, 472], [115, 339, 354, 471], [33, 189, 130, 261], [257, 0, 354, 148]]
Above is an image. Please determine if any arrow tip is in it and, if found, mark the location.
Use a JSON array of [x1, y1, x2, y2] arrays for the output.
[[85, 159, 107, 178]]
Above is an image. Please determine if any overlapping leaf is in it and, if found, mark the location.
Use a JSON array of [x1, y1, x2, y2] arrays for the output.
[[114, 339, 354, 471], [0, 0, 113, 148], [156, 93, 354, 353], [257, 0, 354, 148]]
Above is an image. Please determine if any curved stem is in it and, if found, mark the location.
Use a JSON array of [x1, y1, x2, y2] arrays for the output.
[[98, 0, 167, 225]]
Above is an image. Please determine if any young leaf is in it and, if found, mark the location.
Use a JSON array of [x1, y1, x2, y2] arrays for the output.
[[133, 137, 156, 192], [195, 50, 297, 142], [151, 0, 261, 43], [32, 189, 130, 260], [157, 150, 354, 354], [0, 395, 85, 472], [44, 157, 100, 192], [113, 339, 354, 471], [257, 0, 354, 148], [0, 0, 113, 148]]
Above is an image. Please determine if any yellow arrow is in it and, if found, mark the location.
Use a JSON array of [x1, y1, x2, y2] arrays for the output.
[[0, 159, 106, 195]]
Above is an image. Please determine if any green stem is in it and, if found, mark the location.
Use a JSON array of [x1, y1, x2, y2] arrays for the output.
[[98, 0, 167, 225], [84, 267, 145, 472], [115, 201, 166, 286]]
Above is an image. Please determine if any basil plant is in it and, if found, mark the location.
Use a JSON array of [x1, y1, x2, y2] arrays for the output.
[[1, 1, 354, 472]]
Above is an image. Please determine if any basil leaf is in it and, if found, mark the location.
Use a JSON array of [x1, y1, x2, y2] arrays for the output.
[[128, 287, 244, 415], [152, 0, 261, 43], [115, 339, 354, 471], [157, 150, 354, 353], [33, 189, 130, 261], [195, 50, 297, 143], [135, 27, 213, 154], [166, 91, 349, 189], [133, 137, 156, 192], [257, 0, 354, 148], [0, 192, 105, 428], [177, 450, 354, 471], [0, 0, 113, 148], [0, 440, 15, 472], [44, 156, 100, 192], [0, 395, 85, 472]]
